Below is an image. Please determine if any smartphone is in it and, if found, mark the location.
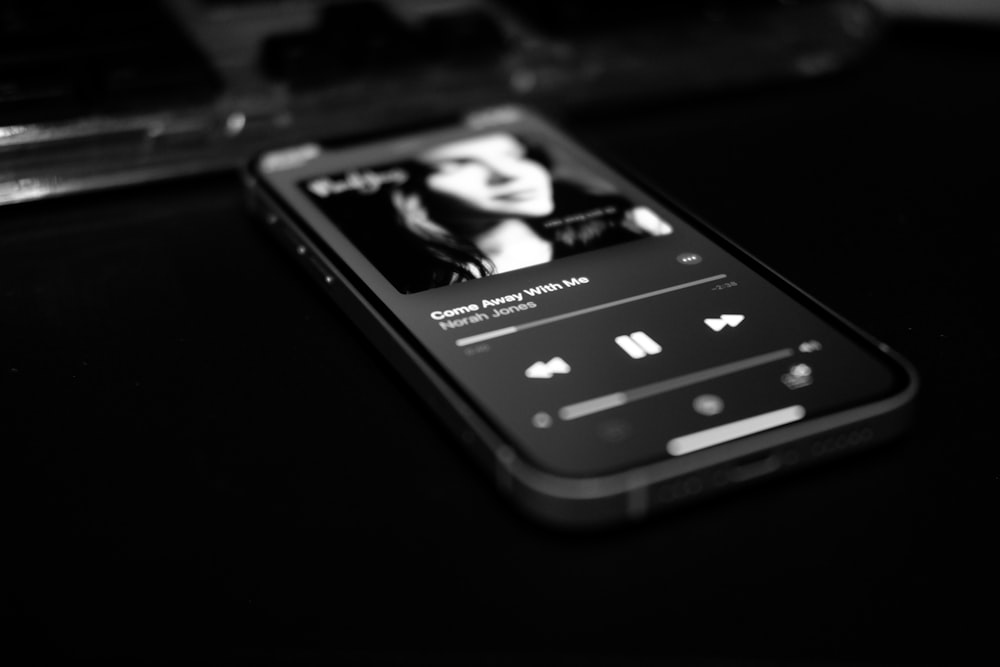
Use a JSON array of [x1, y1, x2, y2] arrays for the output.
[[244, 105, 917, 527]]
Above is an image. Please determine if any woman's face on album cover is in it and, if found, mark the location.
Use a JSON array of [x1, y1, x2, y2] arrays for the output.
[[418, 133, 555, 222]]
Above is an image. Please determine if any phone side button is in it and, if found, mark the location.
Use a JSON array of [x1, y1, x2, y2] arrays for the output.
[[306, 254, 336, 286], [271, 221, 304, 254]]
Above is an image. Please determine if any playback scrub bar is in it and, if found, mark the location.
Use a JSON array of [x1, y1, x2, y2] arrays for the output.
[[558, 348, 795, 421], [454, 274, 727, 347]]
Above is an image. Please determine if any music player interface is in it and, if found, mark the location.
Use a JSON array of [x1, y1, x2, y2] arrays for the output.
[[265, 110, 903, 477]]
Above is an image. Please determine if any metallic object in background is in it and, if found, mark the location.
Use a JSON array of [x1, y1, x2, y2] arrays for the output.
[[0, 0, 886, 206], [872, 0, 1000, 23]]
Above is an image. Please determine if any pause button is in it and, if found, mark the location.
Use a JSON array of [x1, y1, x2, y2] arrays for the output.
[[615, 331, 662, 359]]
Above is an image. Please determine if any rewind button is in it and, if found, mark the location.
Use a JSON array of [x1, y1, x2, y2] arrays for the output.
[[525, 357, 571, 380]]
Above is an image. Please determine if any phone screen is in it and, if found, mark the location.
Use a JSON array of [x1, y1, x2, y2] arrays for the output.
[[255, 107, 910, 478]]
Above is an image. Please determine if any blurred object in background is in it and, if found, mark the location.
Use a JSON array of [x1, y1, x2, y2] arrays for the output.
[[1, 0, 888, 206], [872, 0, 1000, 23]]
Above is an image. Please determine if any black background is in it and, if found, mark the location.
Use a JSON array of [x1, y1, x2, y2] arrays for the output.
[[2, 21, 997, 665]]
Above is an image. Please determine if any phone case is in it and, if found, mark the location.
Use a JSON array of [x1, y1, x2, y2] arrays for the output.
[[243, 106, 918, 528]]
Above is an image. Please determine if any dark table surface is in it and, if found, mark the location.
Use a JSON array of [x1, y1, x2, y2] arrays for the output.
[[3, 20, 997, 666]]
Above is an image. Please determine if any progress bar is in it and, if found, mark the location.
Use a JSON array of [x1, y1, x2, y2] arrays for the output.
[[667, 405, 806, 456], [455, 274, 726, 347], [558, 348, 794, 421]]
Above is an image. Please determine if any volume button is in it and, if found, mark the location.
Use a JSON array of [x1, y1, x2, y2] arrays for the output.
[[264, 211, 335, 285], [267, 214, 295, 244], [275, 223, 307, 256], [307, 254, 336, 286]]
